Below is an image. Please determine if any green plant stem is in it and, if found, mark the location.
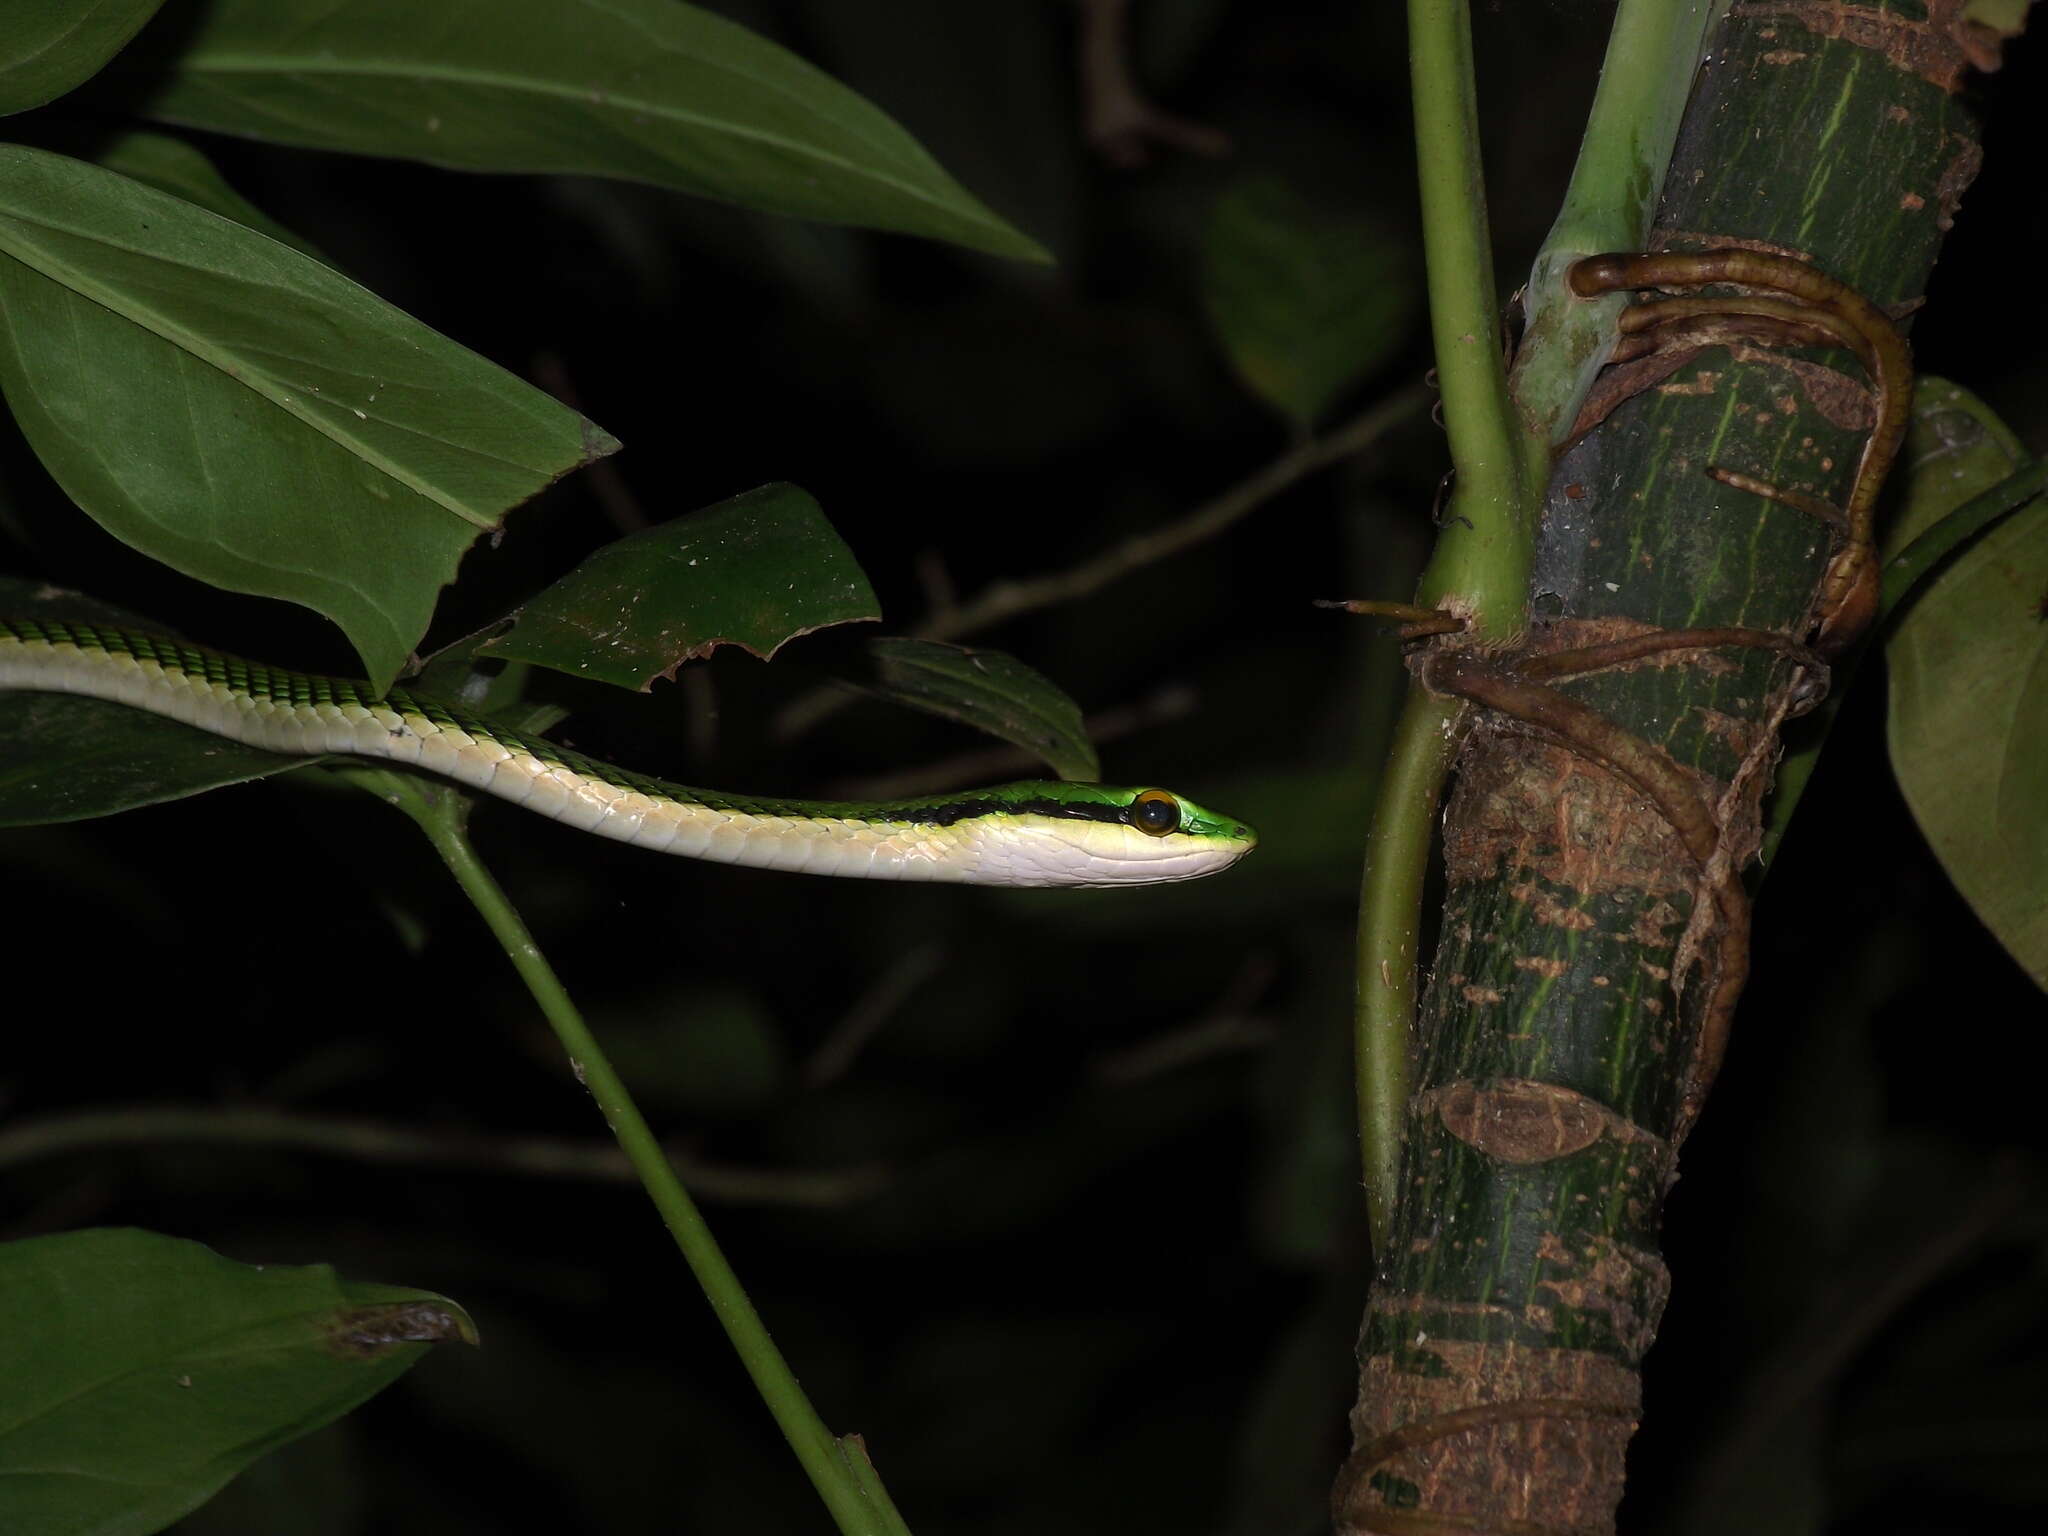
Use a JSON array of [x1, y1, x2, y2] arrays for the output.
[[1407, 0, 1541, 630], [352, 769, 904, 1536], [1354, 687, 1463, 1247], [1353, 0, 1544, 1248], [1512, 0, 1727, 442]]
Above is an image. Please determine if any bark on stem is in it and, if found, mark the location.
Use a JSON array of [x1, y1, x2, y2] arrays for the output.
[[1336, 4, 2007, 1530]]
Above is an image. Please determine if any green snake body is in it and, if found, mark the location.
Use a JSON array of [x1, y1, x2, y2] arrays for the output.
[[0, 618, 1256, 888]]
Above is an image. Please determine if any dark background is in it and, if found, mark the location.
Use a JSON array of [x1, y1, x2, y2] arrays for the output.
[[3, 3, 2044, 1532]]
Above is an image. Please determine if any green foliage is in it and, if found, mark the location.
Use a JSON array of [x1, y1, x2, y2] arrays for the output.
[[87, 129, 327, 259], [122, 0, 1046, 262], [1201, 177, 1415, 428], [824, 635, 1101, 782], [0, 0, 166, 115], [0, 1228, 470, 1536], [483, 484, 880, 687], [0, 144, 613, 689], [1885, 381, 2048, 986]]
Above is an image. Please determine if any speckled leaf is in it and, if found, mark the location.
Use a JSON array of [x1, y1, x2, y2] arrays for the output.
[[0, 1227, 472, 1536], [1201, 177, 1415, 427], [482, 484, 879, 690], [0, 579, 315, 826], [836, 636, 1099, 782], [0, 145, 617, 691], [0, 0, 167, 115], [1885, 379, 2047, 988], [122, 0, 1045, 262]]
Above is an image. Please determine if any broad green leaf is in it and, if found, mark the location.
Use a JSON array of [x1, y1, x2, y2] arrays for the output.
[[483, 484, 880, 689], [123, 0, 1046, 263], [1884, 380, 2047, 988], [0, 0, 167, 115], [91, 128, 325, 259], [0, 1227, 473, 1536], [834, 637, 1099, 782], [0, 145, 617, 689], [0, 578, 316, 826], [1202, 178, 1415, 427]]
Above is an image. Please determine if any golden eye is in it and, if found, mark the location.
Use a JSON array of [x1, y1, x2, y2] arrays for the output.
[[1127, 789, 1180, 836]]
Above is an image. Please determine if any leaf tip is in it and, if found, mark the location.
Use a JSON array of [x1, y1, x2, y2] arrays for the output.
[[324, 1299, 478, 1358]]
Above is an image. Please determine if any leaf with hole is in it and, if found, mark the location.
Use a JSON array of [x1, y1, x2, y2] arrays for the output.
[[0, 1227, 472, 1536], [482, 484, 880, 690]]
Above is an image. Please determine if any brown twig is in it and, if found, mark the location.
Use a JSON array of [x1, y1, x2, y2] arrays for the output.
[[775, 384, 1427, 741], [922, 384, 1428, 644], [1074, 0, 1230, 167], [804, 944, 947, 1088], [1317, 598, 1468, 637], [0, 1106, 888, 1207]]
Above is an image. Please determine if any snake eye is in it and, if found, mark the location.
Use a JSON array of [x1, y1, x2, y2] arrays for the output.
[[1127, 789, 1180, 837]]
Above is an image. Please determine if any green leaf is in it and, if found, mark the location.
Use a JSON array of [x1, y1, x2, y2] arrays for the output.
[[483, 484, 880, 690], [0, 144, 618, 689], [1884, 380, 2048, 988], [0, 0, 167, 116], [0, 578, 315, 826], [1201, 178, 1415, 427], [0, 1227, 472, 1536], [123, 0, 1047, 263], [833, 637, 1100, 782], [89, 128, 325, 260]]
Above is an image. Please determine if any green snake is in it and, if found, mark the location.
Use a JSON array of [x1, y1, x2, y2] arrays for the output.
[[0, 617, 1256, 888]]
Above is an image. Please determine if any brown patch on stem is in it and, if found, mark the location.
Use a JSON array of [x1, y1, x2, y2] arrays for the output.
[[1532, 1234, 1673, 1358], [1425, 1079, 1663, 1165], [1443, 733, 1699, 900], [1335, 1341, 1641, 1536], [1730, 1, 1996, 92]]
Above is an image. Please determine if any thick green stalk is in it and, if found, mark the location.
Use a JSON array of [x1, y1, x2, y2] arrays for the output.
[[1337, 3, 1994, 1528], [345, 768, 906, 1536]]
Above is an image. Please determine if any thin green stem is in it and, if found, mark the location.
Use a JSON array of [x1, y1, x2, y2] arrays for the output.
[[1353, 1, 1542, 1252], [345, 768, 898, 1536], [1354, 687, 1463, 1248], [1407, 0, 1541, 633]]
